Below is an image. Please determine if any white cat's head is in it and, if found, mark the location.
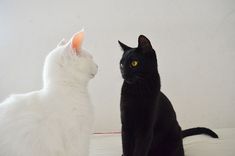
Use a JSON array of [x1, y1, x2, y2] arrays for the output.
[[43, 30, 98, 88]]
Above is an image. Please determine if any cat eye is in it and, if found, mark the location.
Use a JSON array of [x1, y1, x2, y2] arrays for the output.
[[130, 60, 139, 68]]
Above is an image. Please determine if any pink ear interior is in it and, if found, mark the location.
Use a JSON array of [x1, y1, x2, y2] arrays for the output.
[[71, 31, 84, 53]]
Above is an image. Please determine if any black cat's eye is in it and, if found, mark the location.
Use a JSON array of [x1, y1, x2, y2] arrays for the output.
[[130, 60, 139, 68]]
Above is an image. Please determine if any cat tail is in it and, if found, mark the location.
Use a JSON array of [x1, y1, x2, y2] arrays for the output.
[[182, 127, 219, 138]]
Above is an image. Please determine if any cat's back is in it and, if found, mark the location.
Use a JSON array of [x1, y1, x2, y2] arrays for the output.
[[0, 91, 49, 156], [0, 90, 43, 115], [158, 92, 177, 119], [0, 90, 93, 156], [0, 90, 45, 133]]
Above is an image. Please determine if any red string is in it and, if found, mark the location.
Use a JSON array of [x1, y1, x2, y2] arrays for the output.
[[93, 132, 121, 135]]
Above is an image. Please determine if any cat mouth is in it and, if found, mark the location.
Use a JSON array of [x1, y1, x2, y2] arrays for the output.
[[124, 79, 135, 84], [122, 74, 134, 84], [90, 73, 95, 78], [123, 75, 143, 84], [123, 76, 136, 84]]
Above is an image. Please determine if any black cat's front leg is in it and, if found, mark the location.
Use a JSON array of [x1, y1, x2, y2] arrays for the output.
[[122, 125, 134, 156], [133, 129, 153, 156]]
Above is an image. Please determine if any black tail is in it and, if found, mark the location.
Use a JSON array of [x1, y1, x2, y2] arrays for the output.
[[182, 127, 219, 138]]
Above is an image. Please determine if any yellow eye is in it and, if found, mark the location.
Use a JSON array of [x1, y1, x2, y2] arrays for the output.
[[131, 60, 139, 67]]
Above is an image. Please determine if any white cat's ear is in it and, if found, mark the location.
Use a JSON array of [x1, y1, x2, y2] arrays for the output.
[[70, 30, 84, 54], [57, 38, 66, 47]]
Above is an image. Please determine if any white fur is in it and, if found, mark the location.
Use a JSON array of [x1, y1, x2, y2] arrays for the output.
[[0, 32, 98, 156]]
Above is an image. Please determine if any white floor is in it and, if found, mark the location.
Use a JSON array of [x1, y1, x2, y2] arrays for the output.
[[90, 128, 235, 156]]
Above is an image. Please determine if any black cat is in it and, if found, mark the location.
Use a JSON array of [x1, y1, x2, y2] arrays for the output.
[[118, 35, 218, 156]]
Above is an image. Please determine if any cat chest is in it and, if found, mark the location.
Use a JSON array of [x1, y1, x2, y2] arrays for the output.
[[45, 98, 94, 126], [121, 96, 157, 125], [121, 94, 156, 108]]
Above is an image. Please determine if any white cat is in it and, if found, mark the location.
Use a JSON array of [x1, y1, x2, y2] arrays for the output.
[[0, 30, 98, 156]]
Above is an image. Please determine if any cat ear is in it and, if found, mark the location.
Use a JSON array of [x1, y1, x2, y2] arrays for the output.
[[57, 38, 66, 47], [138, 35, 152, 51], [118, 40, 131, 52], [70, 30, 84, 54]]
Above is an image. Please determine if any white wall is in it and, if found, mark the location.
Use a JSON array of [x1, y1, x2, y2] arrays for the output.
[[0, 0, 235, 132]]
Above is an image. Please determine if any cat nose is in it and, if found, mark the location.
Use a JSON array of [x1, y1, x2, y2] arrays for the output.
[[120, 63, 124, 69]]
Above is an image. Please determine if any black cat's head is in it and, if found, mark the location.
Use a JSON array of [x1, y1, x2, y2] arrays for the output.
[[118, 35, 158, 84]]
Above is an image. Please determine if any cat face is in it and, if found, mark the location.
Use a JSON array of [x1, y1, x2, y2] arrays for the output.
[[43, 30, 98, 86], [118, 35, 157, 84]]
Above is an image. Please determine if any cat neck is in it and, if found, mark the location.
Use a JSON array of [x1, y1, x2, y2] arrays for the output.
[[43, 80, 89, 95], [122, 73, 161, 97]]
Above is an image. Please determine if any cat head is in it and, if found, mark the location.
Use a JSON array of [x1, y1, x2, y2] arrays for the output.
[[43, 30, 98, 88], [118, 35, 158, 84]]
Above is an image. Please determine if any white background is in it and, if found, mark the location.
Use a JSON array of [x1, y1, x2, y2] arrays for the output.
[[0, 0, 234, 132]]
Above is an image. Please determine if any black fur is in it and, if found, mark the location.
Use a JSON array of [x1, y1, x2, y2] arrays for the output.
[[118, 35, 218, 156], [182, 127, 218, 138]]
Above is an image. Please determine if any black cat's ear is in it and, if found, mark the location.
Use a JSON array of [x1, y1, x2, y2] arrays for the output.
[[118, 40, 131, 52], [138, 35, 152, 51]]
